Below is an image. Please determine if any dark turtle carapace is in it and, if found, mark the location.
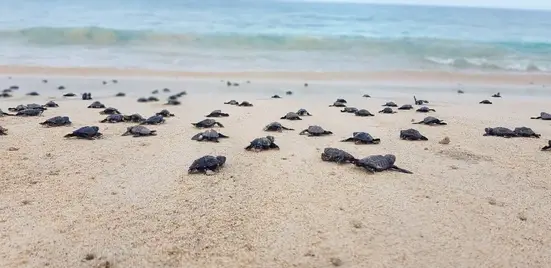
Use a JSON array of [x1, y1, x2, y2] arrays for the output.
[[40, 116, 72, 127], [141, 115, 166, 125], [137, 97, 148, 103], [156, 109, 175, 117], [122, 125, 157, 137], [299, 125, 333, 136], [378, 107, 396, 114], [413, 116, 447, 125], [355, 109, 374, 117], [483, 127, 517, 138], [341, 107, 358, 113], [238, 101, 253, 107], [224, 100, 239, 105], [480, 100, 492, 104], [192, 119, 224, 128], [165, 99, 181, 106], [362, 94, 371, 98], [245, 136, 280, 152], [531, 112, 551, 120], [16, 109, 43, 116], [63, 93, 76, 97], [398, 104, 413, 110], [296, 109, 311, 116], [329, 101, 346, 107], [382, 102, 398, 107], [64, 126, 102, 140], [88, 101, 105, 109], [123, 114, 146, 123], [271, 95, 281, 99], [205, 110, 229, 117], [264, 122, 294, 132], [400, 129, 428, 140], [44, 101, 59, 107], [188, 155, 227, 174], [513, 127, 541, 138], [191, 129, 229, 142], [491, 92, 501, 98], [341, 132, 381, 144], [416, 106, 435, 113], [100, 114, 125, 123], [27, 91, 39, 96], [354, 154, 413, 174], [115, 92, 126, 97], [414, 96, 429, 105], [281, 112, 302, 120], [321, 148, 357, 164], [99, 107, 121, 115]]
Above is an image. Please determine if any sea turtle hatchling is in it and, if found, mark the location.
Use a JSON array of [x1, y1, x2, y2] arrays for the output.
[[26, 103, 46, 111], [382, 102, 398, 107], [122, 125, 157, 137], [205, 110, 229, 117], [63, 93, 76, 97], [336, 98, 347, 103], [44, 101, 59, 107], [88, 101, 106, 109], [115, 92, 126, 97], [378, 107, 397, 114], [413, 116, 447, 125], [296, 109, 311, 116], [264, 122, 294, 132], [0, 126, 7, 135], [224, 100, 239, 105], [398, 104, 413, 110], [280, 112, 302, 120], [400, 129, 428, 140], [27, 91, 39, 96], [100, 114, 125, 123], [191, 129, 229, 142], [341, 107, 358, 113], [354, 154, 413, 174], [99, 107, 121, 115], [16, 109, 43, 116], [165, 99, 181, 105], [480, 100, 492, 104], [299, 125, 333, 136], [416, 106, 435, 113], [238, 101, 253, 107], [513, 127, 541, 138], [148, 96, 159, 102], [329, 101, 346, 107], [541, 140, 551, 151], [483, 127, 517, 138], [64, 126, 102, 140], [341, 132, 380, 144], [156, 109, 175, 117], [362, 94, 371, 98], [271, 95, 281, 99], [141, 115, 166, 125], [192, 119, 224, 128], [40, 116, 71, 127], [321, 148, 357, 164], [245, 136, 280, 152], [188, 155, 227, 174], [355, 109, 374, 117], [137, 97, 148, 103], [492, 92, 501, 98], [123, 114, 146, 123], [531, 112, 551, 120]]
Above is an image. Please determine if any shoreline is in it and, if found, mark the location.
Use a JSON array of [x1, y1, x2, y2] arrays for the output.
[[1, 65, 551, 86]]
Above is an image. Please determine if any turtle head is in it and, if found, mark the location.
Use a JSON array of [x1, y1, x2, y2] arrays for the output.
[[216, 156, 227, 166], [91, 126, 100, 132], [484, 127, 493, 134], [266, 136, 275, 142]]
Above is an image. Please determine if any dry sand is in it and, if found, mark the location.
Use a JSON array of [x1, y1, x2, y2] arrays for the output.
[[1, 73, 551, 268]]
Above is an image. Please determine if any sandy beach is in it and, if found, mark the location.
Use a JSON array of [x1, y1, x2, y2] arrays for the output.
[[1, 70, 551, 268]]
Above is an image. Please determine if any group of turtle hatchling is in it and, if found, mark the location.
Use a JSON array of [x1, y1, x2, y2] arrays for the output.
[[320, 148, 413, 174]]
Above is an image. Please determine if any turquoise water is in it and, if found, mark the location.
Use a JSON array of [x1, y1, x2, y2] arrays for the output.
[[1, 0, 551, 72]]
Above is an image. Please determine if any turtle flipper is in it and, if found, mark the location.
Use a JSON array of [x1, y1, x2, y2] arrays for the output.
[[371, 138, 381, 144], [437, 122, 448, 125], [341, 137, 355, 142], [281, 126, 294, 131], [220, 113, 229, 117], [324, 131, 333, 135], [270, 143, 280, 150], [299, 130, 308, 135], [420, 136, 428, 141], [280, 116, 287, 119], [215, 122, 225, 127], [391, 165, 413, 174], [412, 121, 422, 124], [531, 116, 541, 119], [218, 133, 229, 138], [64, 133, 75, 138]]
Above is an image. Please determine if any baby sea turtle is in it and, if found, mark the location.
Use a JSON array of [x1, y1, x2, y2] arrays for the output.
[[165, 99, 181, 105], [0, 92, 12, 98], [152, 89, 159, 94], [541, 141, 551, 151], [156, 109, 175, 117], [100, 107, 121, 115], [272, 95, 281, 99], [205, 110, 229, 117], [9, 85, 19, 90], [341, 132, 380, 144], [64, 126, 102, 140], [245, 136, 280, 152], [112, 79, 118, 83], [40, 116, 71, 127], [148, 96, 159, 102], [413, 116, 447, 125], [100, 114, 125, 123], [224, 100, 239, 105], [414, 96, 429, 105], [191, 129, 229, 142], [141, 115, 166, 125], [176, 91, 187, 97], [321, 148, 357, 164], [362, 94, 371, 98], [280, 112, 302, 120], [63, 93, 76, 97], [531, 112, 551, 120], [483, 127, 516, 138], [382, 102, 398, 107], [163, 88, 171, 93], [341, 107, 358, 113], [188, 155, 227, 174], [457, 89, 464, 94], [88, 101, 106, 109], [296, 109, 311, 116], [400, 129, 428, 140], [398, 104, 413, 110], [492, 92, 501, 98], [115, 92, 126, 97], [354, 154, 413, 174], [0, 126, 7, 135], [44, 101, 59, 107], [239, 101, 253, 107], [378, 107, 396, 114], [336, 98, 347, 103], [122, 125, 157, 137], [355, 109, 374, 117], [192, 119, 224, 128], [286, 91, 293, 95], [27, 91, 39, 96], [123, 114, 146, 123], [513, 127, 541, 138], [168, 95, 179, 100], [480, 100, 492, 104], [137, 97, 148, 103], [299, 125, 333, 136], [58, 86, 65, 90], [416, 106, 435, 113], [264, 122, 294, 132], [16, 109, 43, 116], [26, 103, 46, 110], [329, 101, 346, 107]]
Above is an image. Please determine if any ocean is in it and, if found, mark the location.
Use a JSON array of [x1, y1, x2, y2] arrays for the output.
[[1, 0, 551, 73]]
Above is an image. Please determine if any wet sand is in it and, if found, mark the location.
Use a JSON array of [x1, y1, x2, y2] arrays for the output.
[[1, 74, 551, 268]]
